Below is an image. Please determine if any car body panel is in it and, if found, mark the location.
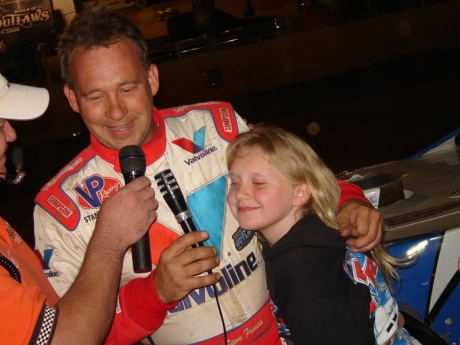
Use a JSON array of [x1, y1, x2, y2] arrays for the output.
[[339, 128, 460, 344]]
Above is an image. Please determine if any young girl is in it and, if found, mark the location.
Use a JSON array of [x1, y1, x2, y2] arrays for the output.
[[226, 123, 413, 345]]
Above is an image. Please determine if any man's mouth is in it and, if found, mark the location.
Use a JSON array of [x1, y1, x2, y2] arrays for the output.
[[109, 122, 132, 131]]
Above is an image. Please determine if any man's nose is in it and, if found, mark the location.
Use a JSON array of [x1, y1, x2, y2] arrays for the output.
[[107, 96, 127, 120], [4, 121, 17, 142]]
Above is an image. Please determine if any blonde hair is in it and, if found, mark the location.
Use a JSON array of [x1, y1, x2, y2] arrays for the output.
[[227, 122, 340, 228], [227, 123, 401, 284]]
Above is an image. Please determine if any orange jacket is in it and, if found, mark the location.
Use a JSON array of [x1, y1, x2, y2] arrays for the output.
[[0, 217, 59, 344]]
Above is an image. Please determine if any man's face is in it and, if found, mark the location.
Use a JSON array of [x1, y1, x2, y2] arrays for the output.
[[0, 119, 17, 175], [64, 38, 159, 151]]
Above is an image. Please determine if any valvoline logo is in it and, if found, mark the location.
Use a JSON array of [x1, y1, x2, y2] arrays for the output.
[[170, 251, 259, 313], [172, 126, 206, 154], [36, 248, 60, 278], [73, 175, 122, 209], [172, 126, 219, 165]]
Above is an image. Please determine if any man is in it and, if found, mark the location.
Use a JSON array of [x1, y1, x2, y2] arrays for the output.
[[0, 73, 211, 344], [34, 7, 383, 344]]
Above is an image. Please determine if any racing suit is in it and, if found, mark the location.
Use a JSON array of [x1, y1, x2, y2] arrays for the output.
[[34, 101, 369, 344]]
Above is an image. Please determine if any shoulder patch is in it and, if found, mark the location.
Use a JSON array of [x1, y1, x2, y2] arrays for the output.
[[35, 146, 94, 231], [162, 101, 240, 142], [232, 227, 255, 251]]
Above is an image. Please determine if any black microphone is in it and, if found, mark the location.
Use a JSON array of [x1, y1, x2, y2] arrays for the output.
[[119, 145, 152, 273], [12, 146, 24, 174], [155, 169, 204, 248], [0, 146, 26, 185]]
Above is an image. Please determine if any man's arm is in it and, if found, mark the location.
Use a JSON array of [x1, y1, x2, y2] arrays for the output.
[[337, 180, 384, 252], [52, 177, 157, 344], [105, 231, 220, 344]]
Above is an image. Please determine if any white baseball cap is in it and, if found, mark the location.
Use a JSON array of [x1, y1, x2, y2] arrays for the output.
[[0, 73, 49, 120]]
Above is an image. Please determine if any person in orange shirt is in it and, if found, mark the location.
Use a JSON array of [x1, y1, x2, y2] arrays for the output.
[[0, 73, 219, 344]]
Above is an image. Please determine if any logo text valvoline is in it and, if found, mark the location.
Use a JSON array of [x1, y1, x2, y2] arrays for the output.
[[184, 146, 218, 165], [170, 252, 258, 312]]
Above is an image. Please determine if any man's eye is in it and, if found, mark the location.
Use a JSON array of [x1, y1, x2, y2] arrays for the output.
[[121, 86, 135, 94], [88, 95, 102, 101], [254, 182, 264, 186], [230, 181, 240, 187]]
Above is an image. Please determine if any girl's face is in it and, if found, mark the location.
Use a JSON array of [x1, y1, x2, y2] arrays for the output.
[[227, 148, 308, 245]]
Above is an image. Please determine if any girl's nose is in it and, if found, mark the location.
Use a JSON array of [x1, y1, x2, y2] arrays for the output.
[[235, 184, 250, 200]]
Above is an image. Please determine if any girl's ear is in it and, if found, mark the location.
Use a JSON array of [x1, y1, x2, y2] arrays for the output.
[[293, 184, 311, 206]]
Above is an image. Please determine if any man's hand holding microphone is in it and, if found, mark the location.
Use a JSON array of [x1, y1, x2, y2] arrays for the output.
[[119, 146, 220, 305]]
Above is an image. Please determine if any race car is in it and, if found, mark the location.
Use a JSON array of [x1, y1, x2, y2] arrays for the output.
[[339, 127, 460, 345]]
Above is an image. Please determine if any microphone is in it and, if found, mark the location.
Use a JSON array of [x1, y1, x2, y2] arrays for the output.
[[12, 146, 24, 174], [119, 145, 152, 273], [155, 170, 222, 334], [155, 169, 205, 248], [0, 146, 26, 185]]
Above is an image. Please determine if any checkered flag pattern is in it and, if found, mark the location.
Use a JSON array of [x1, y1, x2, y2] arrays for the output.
[[36, 306, 57, 345]]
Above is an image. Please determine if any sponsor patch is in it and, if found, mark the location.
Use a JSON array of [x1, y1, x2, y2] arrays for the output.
[[232, 227, 254, 251], [219, 106, 232, 132], [41, 247, 60, 278], [73, 175, 122, 209], [172, 126, 206, 154], [47, 195, 73, 219], [170, 251, 259, 313]]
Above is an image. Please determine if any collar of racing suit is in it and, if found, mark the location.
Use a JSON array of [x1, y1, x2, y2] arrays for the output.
[[89, 107, 166, 172]]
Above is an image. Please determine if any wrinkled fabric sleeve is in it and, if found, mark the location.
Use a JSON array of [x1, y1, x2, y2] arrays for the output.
[[34, 205, 88, 297], [105, 270, 177, 344]]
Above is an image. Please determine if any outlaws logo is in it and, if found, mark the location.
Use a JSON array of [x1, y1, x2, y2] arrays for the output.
[[73, 175, 121, 208]]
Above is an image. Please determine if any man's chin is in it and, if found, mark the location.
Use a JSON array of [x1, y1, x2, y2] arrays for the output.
[[99, 138, 142, 151]]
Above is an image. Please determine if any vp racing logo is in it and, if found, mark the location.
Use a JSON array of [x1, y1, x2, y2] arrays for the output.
[[172, 126, 218, 165], [74, 175, 122, 209]]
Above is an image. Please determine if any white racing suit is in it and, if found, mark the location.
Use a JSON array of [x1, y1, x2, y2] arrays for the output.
[[34, 102, 283, 344]]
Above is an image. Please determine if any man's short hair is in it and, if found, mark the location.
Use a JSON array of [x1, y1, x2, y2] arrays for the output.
[[58, 7, 150, 88]]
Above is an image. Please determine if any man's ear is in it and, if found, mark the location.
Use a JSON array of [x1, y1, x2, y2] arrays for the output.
[[147, 64, 160, 97], [63, 84, 80, 113], [293, 184, 310, 207]]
